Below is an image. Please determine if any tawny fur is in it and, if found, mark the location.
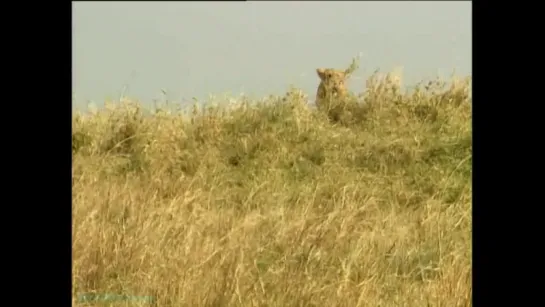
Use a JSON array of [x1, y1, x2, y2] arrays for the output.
[[315, 68, 348, 109]]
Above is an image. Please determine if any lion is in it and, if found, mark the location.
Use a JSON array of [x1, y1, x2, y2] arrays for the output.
[[315, 68, 349, 110]]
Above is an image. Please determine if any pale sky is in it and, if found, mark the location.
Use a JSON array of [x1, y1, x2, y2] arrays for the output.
[[72, 1, 471, 109]]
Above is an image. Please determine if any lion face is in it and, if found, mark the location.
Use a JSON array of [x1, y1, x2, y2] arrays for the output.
[[316, 68, 347, 97]]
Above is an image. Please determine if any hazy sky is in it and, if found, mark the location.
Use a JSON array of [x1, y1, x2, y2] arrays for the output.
[[72, 1, 471, 109]]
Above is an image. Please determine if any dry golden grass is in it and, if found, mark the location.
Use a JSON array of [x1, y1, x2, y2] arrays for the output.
[[72, 68, 472, 306]]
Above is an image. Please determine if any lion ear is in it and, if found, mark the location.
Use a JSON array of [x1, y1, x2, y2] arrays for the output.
[[316, 68, 327, 80]]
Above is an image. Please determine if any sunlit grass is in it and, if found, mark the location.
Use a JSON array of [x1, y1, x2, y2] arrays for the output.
[[72, 67, 472, 306]]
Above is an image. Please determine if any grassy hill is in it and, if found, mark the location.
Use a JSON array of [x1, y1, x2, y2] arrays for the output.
[[72, 69, 472, 306]]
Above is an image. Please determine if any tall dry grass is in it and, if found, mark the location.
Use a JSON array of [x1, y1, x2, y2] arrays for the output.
[[72, 68, 472, 306]]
